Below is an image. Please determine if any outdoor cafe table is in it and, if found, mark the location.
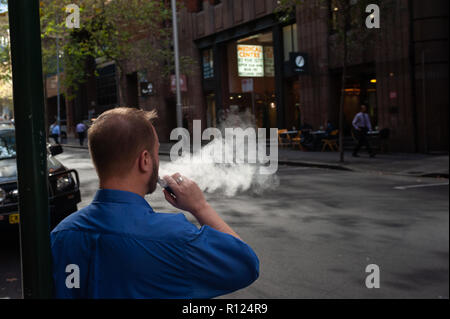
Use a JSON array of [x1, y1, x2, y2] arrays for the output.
[[310, 130, 326, 135], [280, 130, 299, 138]]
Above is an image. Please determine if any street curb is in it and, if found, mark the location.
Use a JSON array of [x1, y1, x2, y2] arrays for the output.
[[61, 144, 88, 150]]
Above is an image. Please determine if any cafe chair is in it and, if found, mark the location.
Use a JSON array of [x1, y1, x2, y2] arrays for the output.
[[321, 130, 339, 152], [291, 131, 306, 151], [278, 129, 291, 148]]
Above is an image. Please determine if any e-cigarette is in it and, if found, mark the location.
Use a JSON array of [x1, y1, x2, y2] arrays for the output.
[[158, 177, 175, 196]]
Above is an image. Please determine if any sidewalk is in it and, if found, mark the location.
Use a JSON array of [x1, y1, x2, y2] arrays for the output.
[[61, 137, 449, 179], [277, 148, 449, 178]]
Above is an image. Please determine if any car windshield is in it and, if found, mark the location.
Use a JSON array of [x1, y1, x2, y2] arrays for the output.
[[0, 131, 17, 159]]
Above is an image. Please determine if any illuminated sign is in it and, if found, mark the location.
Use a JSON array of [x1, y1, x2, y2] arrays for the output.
[[237, 45, 264, 77]]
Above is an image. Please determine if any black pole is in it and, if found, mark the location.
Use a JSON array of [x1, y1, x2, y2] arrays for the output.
[[8, 0, 53, 298], [273, 24, 285, 130]]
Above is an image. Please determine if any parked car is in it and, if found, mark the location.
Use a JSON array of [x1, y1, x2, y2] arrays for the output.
[[0, 122, 81, 230]]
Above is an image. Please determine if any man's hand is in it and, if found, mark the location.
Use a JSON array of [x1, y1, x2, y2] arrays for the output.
[[162, 174, 208, 215], [162, 173, 242, 240]]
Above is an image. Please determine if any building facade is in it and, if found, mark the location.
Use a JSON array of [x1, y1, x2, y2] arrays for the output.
[[56, 0, 448, 152]]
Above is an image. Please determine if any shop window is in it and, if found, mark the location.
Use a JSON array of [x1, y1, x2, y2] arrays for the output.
[[283, 23, 298, 62], [225, 31, 277, 129]]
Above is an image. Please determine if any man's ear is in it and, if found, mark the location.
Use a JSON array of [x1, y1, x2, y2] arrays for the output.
[[138, 150, 152, 173]]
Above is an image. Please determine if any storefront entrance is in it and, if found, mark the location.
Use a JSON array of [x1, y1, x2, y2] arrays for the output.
[[198, 17, 299, 131], [223, 30, 277, 129]]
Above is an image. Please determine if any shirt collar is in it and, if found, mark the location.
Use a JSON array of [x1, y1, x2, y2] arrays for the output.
[[93, 189, 154, 212]]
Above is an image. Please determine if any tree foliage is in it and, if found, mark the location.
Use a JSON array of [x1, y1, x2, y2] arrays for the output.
[[0, 4, 12, 112], [38, 0, 193, 99]]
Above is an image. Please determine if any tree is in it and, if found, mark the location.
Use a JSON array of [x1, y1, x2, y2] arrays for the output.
[[277, 0, 379, 163], [38, 0, 195, 110], [0, 7, 12, 117]]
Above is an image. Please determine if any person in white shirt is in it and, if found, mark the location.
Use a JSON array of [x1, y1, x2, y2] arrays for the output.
[[352, 105, 375, 158]]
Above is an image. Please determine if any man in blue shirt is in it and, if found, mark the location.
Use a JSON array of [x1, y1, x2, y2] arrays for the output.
[[50, 122, 61, 144], [51, 107, 259, 299]]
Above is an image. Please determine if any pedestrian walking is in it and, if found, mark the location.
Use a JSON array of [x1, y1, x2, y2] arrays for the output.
[[352, 105, 375, 158], [76, 121, 87, 146], [50, 107, 259, 299], [50, 122, 60, 144]]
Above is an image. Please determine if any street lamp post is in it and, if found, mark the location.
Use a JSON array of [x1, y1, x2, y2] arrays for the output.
[[56, 36, 61, 143], [171, 0, 183, 128]]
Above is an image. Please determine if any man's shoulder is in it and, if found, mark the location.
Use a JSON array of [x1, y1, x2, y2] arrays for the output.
[[51, 204, 200, 244], [138, 211, 199, 243]]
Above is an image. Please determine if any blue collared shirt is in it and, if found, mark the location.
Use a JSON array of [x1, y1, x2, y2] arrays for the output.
[[51, 124, 60, 135], [50, 189, 259, 299]]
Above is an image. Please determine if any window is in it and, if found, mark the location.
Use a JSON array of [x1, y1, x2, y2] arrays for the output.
[[97, 64, 118, 108], [329, 0, 362, 33], [283, 23, 298, 62], [330, 0, 339, 32], [202, 48, 214, 79], [187, 0, 203, 13]]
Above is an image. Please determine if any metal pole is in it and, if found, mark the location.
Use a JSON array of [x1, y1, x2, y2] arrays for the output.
[[422, 51, 428, 153], [8, 0, 53, 298], [56, 37, 61, 142], [171, 0, 183, 128]]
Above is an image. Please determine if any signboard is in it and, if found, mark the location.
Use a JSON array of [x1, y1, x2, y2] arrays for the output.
[[170, 75, 188, 93], [290, 52, 308, 74], [237, 45, 264, 77], [241, 78, 254, 93], [264, 46, 275, 77]]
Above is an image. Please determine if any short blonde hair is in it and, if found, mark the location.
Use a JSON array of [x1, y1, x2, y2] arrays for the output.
[[88, 107, 158, 180]]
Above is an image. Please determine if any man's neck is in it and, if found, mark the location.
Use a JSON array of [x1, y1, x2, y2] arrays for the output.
[[100, 179, 146, 197]]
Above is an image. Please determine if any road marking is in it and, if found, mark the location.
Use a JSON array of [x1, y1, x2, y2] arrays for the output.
[[394, 182, 449, 190]]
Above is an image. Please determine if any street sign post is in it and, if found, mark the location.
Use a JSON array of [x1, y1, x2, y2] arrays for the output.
[[8, 0, 53, 299]]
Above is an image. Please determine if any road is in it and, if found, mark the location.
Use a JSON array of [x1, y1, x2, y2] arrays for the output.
[[1, 147, 448, 299]]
